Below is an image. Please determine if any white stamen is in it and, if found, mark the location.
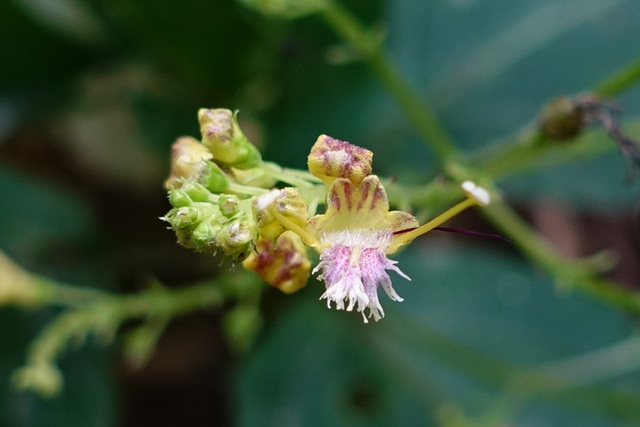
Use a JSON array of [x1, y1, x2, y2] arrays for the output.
[[462, 181, 491, 206], [255, 189, 281, 211]]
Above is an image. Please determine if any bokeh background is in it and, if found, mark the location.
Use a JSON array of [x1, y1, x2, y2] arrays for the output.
[[1, 0, 640, 425]]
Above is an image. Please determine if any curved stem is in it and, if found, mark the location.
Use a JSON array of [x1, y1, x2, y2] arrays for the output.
[[594, 55, 640, 98]]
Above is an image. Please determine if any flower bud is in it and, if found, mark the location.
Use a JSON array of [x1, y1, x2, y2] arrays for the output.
[[13, 363, 64, 397], [164, 202, 218, 230], [164, 137, 213, 190], [168, 188, 192, 208], [199, 109, 262, 169], [219, 194, 240, 218], [539, 97, 586, 140], [191, 160, 230, 193], [218, 220, 258, 261], [242, 231, 310, 294], [174, 228, 198, 249], [308, 134, 373, 185], [164, 207, 202, 230], [192, 219, 221, 249], [179, 181, 214, 203], [252, 187, 308, 239], [0, 251, 42, 307]]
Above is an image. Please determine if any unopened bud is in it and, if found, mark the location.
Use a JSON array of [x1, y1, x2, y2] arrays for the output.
[[199, 109, 262, 169], [168, 189, 192, 208], [178, 181, 214, 203], [0, 251, 42, 307], [191, 160, 230, 193], [13, 363, 64, 397], [539, 97, 586, 140], [164, 137, 213, 190], [308, 134, 373, 185], [192, 219, 221, 249], [242, 232, 310, 294], [218, 220, 258, 261], [164, 207, 202, 230], [219, 194, 240, 218], [252, 187, 308, 239]]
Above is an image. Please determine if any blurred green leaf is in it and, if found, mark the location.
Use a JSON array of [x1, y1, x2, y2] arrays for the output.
[[236, 241, 640, 425], [0, 309, 115, 427]]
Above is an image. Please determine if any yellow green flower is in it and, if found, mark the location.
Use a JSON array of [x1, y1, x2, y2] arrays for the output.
[[255, 136, 492, 322]]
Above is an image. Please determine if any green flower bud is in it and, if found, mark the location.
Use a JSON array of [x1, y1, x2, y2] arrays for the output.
[[199, 109, 262, 169], [13, 363, 64, 397], [192, 219, 220, 249], [164, 207, 202, 230], [0, 251, 43, 308], [219, 194, 240, 218], [175, 228, 198, 249], [168, 189, 192, 208], [164, 202, 218, 230], [218, 220, 258, 261], [191, 160, 230, 193], [179, 181, 214, 203]]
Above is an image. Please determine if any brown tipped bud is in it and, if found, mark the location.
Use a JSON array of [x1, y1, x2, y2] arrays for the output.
[[199, 109, 262, 169], [308, 134, 373, 185], [242, 232, 310, 294], [164, 137, 213, 190]]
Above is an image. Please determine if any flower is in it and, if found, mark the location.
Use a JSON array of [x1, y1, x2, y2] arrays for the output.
[[254, 137, 491, 322], [306, 175, 418, 322], [242, 231, 311, 294]]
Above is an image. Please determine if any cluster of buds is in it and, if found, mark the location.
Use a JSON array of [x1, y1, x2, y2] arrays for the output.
[[163, 109, 269, 262], [164, 109, 492, 322]]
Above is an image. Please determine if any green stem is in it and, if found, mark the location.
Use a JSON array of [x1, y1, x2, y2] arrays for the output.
[[320, 1, 459, 164], [42, 280, 112, 308], [227, 182, 269, 196], [535, 334, 640, 386], [594, 55, 640, 98], [260, 162, 323, 188], [17, 279, 229, 395]]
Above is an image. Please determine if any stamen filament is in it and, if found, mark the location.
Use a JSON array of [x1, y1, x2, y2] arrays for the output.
[[267, 205, 318, 247], [392, 197, 478, 247]]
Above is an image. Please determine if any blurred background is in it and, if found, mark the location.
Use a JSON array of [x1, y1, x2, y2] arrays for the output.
[[1, 0, 640, 425]]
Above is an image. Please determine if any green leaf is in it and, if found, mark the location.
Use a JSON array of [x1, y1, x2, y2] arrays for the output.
[[236, 242, 640, 425], [0, 309, 115, 427]]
